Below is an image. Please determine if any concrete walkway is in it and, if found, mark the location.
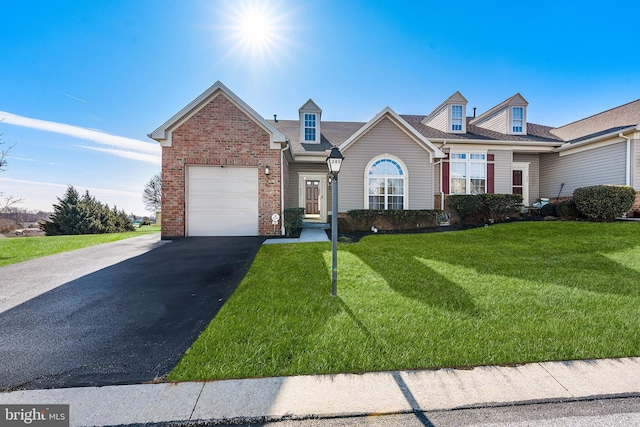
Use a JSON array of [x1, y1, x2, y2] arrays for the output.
[[263, 227, 329, 244], [1, 358, 638, 426]]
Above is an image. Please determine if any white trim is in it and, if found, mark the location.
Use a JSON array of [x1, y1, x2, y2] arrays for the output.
[[510, 106, 526, 135], [297, 172, 328, 222], [340, 107, 445, 161], [149, 81, 286, 148], [364, 154, 409, 210], [448, 150, 488, 195], [512, 162, 530, 206], [450, 104, 465, 133]]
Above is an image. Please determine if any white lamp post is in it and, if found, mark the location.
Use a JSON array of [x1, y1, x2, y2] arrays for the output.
[[326, 146, 344, 297]]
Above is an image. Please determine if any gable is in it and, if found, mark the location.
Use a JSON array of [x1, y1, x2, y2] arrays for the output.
[[149, 81, 286, 148], [299, 99, 322, 113], [340, 108, 444, 161]]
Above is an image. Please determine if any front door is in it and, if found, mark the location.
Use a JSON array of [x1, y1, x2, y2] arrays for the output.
[[305, 180, 320, 215], [512, 162, 530, 206]]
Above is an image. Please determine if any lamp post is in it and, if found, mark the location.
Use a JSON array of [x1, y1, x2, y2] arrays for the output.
[[326, 146, 344, 297]]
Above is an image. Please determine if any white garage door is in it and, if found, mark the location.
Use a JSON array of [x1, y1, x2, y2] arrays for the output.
[[187, 166, 258, 236]]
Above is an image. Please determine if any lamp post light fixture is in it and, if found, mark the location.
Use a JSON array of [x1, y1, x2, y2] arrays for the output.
[[326, 146, 344, 297]]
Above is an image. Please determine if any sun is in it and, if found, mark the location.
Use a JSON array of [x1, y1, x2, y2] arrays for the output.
[[223, 1, 288, 65]]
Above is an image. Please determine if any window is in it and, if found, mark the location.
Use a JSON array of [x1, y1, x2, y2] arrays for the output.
[[367, 158, 405, 210], [304, 113, 316, 141], [451, 105, 463, 132], [450, 153, 486, 194], [512, 107, 524, 133]]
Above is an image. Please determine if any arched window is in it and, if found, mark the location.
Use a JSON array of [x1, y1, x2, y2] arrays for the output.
[[366, 157, 406, 210]]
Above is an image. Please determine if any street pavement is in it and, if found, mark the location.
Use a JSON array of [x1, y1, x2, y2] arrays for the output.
[[0, 357, 638, 426]]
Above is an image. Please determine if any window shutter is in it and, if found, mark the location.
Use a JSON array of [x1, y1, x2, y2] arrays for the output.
[[487, 156, 495, 194], [442, 159, 450, 194]]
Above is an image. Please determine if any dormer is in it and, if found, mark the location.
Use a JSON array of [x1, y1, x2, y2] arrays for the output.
[[470, 93, 528, 135], [299, 99, 322, 144], [422, 91, 468, 134]]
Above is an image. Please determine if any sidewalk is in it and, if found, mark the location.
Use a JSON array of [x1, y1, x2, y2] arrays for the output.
[[1, 357, 638, 426], [263, 227, 329, 244]]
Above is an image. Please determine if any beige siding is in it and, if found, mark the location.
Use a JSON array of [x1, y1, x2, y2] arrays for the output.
[[513, 153, 540, 205], [539, 142, 627, 198], [476, 109, 508, 134], [340, 117, 435, 211], [424, 106, 448, 133], [490, 149, 512, 194]]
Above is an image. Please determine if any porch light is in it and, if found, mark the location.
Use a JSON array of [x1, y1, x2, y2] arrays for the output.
[[326, 146, 344, 175], [265, 166, 270, 175], [326, 146, 344, 297]]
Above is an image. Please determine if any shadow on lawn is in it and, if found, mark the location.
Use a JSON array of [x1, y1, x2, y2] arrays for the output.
[[349, 222, 640, 297], [344, 248, 480, 317]]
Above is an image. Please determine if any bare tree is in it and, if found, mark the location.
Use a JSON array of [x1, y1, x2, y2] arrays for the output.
[[0, 134, 23, 213], [143, 173, 162, 212], [0, 135, 14, 172]]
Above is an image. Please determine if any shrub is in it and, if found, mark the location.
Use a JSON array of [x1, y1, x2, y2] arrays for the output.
[[0, 218, 17, 233], [283, 207, 304, 236], [345, 209, 442, 231], [40, 186, 135, 235], [557, 199, 580, 219], [572, 185, 636, 220], [540, 203, 557, 217], [447, 194, 523, 225]]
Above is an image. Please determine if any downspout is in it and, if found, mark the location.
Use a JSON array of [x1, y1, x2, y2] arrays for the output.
[[619, 133, 631, 186], [280, 139, 290, 235], [439, 141, 447, 210]]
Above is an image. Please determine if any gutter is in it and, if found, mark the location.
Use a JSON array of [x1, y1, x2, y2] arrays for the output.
[[555, 125, 639, 153]]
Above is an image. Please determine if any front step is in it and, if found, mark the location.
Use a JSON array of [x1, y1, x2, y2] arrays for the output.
[[302, 221, 330, 229]]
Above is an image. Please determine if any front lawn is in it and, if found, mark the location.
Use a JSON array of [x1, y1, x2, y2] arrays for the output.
[[169, 221, 640, 381], [0, 225, 160, 267]]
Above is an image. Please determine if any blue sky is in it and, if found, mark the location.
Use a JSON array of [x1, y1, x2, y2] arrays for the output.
[[1, 0, 638, 214]]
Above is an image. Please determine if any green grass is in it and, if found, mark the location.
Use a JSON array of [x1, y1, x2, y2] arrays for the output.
[[0, 225, 160, 267], [169, 221, 640, 381]]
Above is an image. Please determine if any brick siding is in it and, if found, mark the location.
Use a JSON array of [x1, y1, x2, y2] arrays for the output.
[[161, 93, 281, 237]]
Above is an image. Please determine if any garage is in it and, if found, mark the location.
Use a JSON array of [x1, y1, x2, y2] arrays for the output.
[[186, 166, 258, 236]]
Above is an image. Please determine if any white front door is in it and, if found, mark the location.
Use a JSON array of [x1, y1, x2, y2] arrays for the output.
[[298, 173, 327, 221], [512, 162, 530, 206]]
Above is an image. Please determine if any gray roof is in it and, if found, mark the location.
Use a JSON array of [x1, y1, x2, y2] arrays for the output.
[[269, 98, 639, 154], [269, 120, 365, 152], [551, 99, 640, 142]]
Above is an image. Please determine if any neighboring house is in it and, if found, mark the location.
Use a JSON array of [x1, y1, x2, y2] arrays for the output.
[[149, 81, 640, 238]]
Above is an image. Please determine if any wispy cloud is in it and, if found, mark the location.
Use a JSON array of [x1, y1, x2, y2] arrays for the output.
[[59, 91, 87, 103], [0, 177, 141, 198], [12, 156, 61, 166], [78, 145, 161, 165], [0, 111, 161, 162]]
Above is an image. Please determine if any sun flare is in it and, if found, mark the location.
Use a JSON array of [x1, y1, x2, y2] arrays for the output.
[[223, 1, 289, 65]]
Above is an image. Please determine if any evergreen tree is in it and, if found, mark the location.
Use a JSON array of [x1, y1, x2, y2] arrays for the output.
[[40, 185, 135, 235]]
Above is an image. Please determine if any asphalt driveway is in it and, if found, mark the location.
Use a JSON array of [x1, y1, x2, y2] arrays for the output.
[[0, 234, 265, 391]]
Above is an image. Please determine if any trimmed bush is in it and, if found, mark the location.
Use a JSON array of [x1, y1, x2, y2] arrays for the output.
[[283, 207, 305, 236], [345, 209, 442, 231], [447, 194, 523, 225], [557, 199, 580, 219], [572, 185, 636, 220], [540, 203, 557, 217]]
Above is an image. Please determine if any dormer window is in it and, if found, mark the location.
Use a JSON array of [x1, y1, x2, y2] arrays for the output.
[[512, 107, 524, 133], [304, 113, 317, 141], [451, 105, 463, 132]]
